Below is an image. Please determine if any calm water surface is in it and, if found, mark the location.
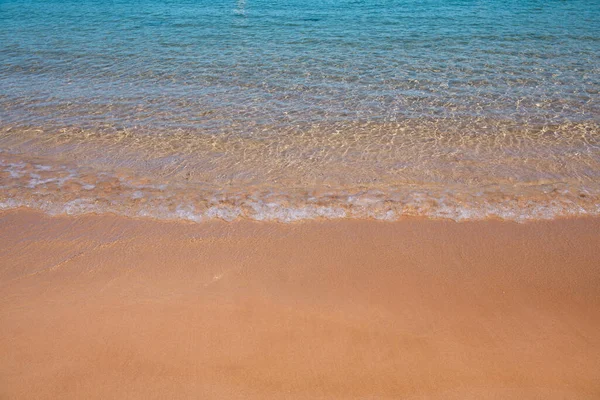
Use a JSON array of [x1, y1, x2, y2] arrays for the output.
[[1, 0, 599, 221]]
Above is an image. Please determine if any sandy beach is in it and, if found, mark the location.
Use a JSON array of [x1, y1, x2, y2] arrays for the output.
[[1, 209, 599, 399], [2, 0, 599, 398]]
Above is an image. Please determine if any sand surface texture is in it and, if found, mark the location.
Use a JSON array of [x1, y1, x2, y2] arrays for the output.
[[1, 210, 599, 399]]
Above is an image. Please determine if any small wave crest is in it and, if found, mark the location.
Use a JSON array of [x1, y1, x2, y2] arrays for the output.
[[1, 154, 598, 223]]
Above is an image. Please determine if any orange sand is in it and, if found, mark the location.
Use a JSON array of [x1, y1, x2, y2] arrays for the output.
[[1, 209, 599, 399]]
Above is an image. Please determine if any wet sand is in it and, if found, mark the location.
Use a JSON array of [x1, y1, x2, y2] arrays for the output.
[[1, 209, 599, 399]]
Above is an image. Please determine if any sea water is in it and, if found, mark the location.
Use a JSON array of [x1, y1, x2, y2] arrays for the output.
[[1, 0, 599, 221]]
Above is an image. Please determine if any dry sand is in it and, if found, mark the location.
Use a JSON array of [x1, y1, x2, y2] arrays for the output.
[[0, 209, 599, 399]]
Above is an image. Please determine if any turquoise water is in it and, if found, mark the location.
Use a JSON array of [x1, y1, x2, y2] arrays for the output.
[[1, 0, 599, 221]]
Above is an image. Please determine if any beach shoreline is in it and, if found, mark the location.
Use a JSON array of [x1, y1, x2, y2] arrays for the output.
[[1, 208, 599, 399]]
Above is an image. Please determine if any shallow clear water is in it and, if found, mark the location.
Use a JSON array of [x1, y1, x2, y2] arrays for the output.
[[1, 0, 599, 221]]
